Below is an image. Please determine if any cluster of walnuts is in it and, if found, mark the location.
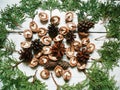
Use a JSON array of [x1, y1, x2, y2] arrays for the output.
[[19, 11, 95, 81]]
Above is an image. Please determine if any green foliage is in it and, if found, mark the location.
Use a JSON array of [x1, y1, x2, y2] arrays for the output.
[[0, 23, 8, 48], [86, 65, 119, 90], [99, 1, 120, 20], [77, 0, 100, 22], [4, 39, 16, 55], [60, 82, 86, 90], [60, 0, 80, 11], [0, 4, 25, 29], [20, 0, 41, 18], [98, 40, 120, 70], [106, 17, 120, 40], [0, 55, 47, 90], [41, 0, 61, 10]]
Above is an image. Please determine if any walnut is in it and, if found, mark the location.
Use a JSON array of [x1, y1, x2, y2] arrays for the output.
[[53, 34, 64, 42], [29, 21, 38, 32], [67, 22, 76, 31], [39, 56, 49, 66], [38, 28, 47, 37], [40, 36, 52, 45], [40, 69, 50, 79], [54, 65, 63, 77], [50, 16, 60, 25], [62, 70, 72, 81], [69, 56, 78, 67], [42, 46, 52, 55], [23, 29, 33, 39], [39, 12, 48, 24], [21, 41, 31, 49], [29, 57, 38, 68], [66, 46, 75, 58], [65, 11, 74, 22], [72, 41, 82, 51], [59, 26, 69, 35], [81, 37, 90, 46], [86, 43, 95, 53]]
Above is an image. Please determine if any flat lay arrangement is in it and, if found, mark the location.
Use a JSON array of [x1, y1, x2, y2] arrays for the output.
[[0, 0, 120, 90]]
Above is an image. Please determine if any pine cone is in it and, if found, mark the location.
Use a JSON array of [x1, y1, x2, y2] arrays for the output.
[[19, 48, 33, 62], [77, 20, 94, 33], [48, 24, 59, 39], [76, 48, 90, 64], [58, 61, 70, 70], [65, 31, 76, 44], [44, 61, 58, 70], [31, 39, 44, 54], [51, 42, 65, 59]]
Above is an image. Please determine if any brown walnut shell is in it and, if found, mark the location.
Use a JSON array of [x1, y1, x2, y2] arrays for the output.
[[40, 36, 52, 45], [39, 56, 49, 65], [29, 21, 38, 32], [50, 16, 60, 25], [65, 11, 74, 22], [62, 70, 72, 81], [38, 28, 47, 37], [59, 26, 69, 35], [23, 29, 33, 39], [54, 65, 63, 77], [40, 69, 50, 79], [39, 12, 48, 23]]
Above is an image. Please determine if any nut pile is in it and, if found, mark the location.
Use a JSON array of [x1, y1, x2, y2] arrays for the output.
[[19, 11, 95, 81]]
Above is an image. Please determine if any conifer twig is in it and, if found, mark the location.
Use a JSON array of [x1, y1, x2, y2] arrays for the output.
[[51, 73, 61, 90]]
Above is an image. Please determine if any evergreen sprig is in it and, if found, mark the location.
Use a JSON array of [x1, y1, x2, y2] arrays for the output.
[[77, 0, 100, 22], [20, 0, 41, 19], [0, 54, 47, 90], [41, 0, 61, 10], [0, 4, 25, 29], [0, 23, 8, 48], [106, 17, 120, 40], [98, 40, 120, 70], [85, 65, 119, 90]]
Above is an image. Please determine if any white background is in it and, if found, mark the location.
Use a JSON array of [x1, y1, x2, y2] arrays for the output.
[[0, 0, 120, 90]]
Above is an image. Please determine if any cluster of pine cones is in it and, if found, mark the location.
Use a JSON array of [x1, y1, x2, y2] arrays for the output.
[[19, 11, 95, 81]]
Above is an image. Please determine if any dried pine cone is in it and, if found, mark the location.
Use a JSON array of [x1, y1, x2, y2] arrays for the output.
[[51, 42, 65, 59], [19, 48, 33, 62], [77, 20, 94, 32], [31, 39, 44, 54], [76, 48, 90, 64], [48, 24, 59, 39], [58, 61, 70, 70], [65, 31, 76, 44], [44, 61, 58, 70]]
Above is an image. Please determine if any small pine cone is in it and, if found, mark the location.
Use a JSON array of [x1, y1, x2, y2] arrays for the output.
[[19, 48, 33, 63], [51, 42, 65, 59], [58, 61, 70, 70], [65, 31, 76, 44], [48, 24, 59, 39], [31, 39, 44, 54], [44, 61, 58, 70], [77, 20, 94, 32], [76, 48, 90, 64]]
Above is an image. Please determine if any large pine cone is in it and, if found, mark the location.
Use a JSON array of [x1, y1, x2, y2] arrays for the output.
[[44, 61, 58, 70], [65, 31, 76, 44], [58, 61, 70, 70], [51, 42, 65, 59], [48, 24, 59, 39], [19, 48, 33, 63], [31, 39, 44, 54], [77, 20, 94, 32], [76, 48, 90, 64]]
